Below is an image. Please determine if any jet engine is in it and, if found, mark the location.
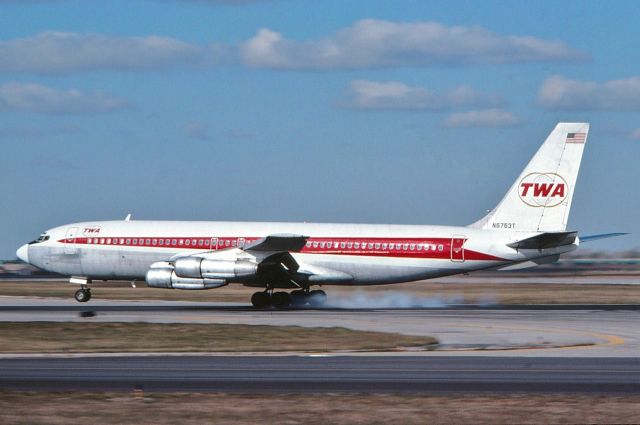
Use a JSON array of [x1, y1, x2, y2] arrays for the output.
[[145, 262, 227, 290], [173, 257, 258, 280]]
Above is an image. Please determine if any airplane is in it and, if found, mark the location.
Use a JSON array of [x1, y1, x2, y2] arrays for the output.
[[16, 122, 625, 308]]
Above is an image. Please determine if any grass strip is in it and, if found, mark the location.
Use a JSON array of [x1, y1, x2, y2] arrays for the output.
[[0, 322, 437, 353], [0, 392, 639, 425]]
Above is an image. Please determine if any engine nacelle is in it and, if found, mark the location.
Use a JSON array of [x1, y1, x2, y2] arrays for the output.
[[174, 257, 258, 281], [146, 262, 227, 290]]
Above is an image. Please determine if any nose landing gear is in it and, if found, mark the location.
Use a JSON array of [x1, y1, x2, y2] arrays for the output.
[[74, 287, 92, 303]]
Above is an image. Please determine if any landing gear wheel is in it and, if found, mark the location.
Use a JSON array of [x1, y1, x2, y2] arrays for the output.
[[74, 288, 91, 303], [307, 290, 327, 307], [290, 290, 306, 306], [251, 291, 271, 308], [272, 292, 291, 309]]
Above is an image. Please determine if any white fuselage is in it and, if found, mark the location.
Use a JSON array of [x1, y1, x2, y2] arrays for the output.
[[20, 220, 577, 286]]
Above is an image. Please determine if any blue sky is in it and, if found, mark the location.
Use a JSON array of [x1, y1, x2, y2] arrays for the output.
[[1, 0, 639, 258]]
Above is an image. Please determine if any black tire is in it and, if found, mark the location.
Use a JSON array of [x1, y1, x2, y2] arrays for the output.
[[272, 291, 291, 309], [290, 290, 306, 306], [307, 290, 327, 307], [74, 289, 89, 303], [251, 292, 271, 308]]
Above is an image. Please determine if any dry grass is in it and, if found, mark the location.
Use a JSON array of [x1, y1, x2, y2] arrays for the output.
[[1, 279, 640, 304], [0, 322, 437, 353], [0, 391, 638, 425]]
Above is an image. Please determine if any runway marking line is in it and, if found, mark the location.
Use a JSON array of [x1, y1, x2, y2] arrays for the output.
[[439, 322, 626, 352]]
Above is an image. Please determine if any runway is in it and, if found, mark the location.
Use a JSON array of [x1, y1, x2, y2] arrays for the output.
[[1, 296, 639, 395], [1, 297, 639, 356], [1, 355, 639, 394]]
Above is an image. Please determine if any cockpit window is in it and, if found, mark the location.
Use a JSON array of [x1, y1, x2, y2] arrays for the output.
[[29, 233, 50, 245]]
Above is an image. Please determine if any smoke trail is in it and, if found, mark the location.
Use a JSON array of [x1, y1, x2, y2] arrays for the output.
[[324, 290, 465, 309]]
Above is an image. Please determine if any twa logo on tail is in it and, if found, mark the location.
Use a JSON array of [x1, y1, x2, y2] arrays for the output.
[[518, 173, 568, 207]]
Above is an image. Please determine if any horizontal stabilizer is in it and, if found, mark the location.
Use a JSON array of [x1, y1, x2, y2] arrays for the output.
[[507, 231, 577, 250], [244, 234, 308, 252], [580, 233, 629, 243], [497, 254, 560, 271]]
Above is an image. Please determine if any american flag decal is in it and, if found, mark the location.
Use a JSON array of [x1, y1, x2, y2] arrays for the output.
[[566, 132, 586, 143]]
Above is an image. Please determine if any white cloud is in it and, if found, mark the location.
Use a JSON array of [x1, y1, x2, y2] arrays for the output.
[[184, 121, 210, 140], [240, 19, 585, 70], [0, 31, 202, 74], [538, 75, 640, 111], [443, 109, 524, 128], [340, 80, 504, 110], [0, 82, 130, 115]]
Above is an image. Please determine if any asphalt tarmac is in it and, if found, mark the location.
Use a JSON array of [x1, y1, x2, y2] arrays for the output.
[[1, 356, 638, 394]]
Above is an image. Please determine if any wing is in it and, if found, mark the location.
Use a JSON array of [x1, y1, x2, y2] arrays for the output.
[[159, 233, 351, 289], [244, 234, 308, 252]]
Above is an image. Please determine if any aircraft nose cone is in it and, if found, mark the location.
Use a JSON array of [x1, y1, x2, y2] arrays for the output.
[[16, 244, 29, 263]]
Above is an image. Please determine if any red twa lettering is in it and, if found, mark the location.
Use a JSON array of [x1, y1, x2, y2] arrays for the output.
[[520, 183, 534, 196], [533, 183, 553, 197], [551, 184, 565, 197], [520, 183, 565, 197]]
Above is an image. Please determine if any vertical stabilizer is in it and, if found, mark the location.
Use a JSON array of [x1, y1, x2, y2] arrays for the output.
[[470, 123, 589, 232]]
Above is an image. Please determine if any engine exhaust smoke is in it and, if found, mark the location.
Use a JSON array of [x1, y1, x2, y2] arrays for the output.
[[324, 290, 468, 309]]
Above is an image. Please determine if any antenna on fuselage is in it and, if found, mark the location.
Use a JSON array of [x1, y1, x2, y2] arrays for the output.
[[124, 213, 132, 221]]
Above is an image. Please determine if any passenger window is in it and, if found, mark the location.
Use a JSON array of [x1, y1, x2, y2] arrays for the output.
[[348, 242, 353, 249], [179, 239, 184, 246], [375, 243, 380, 249], [438, 245, 444, 251], [132, 239, 137, 245], [417, 244, 422, 251], [205, 240, 210, 246], [106, 238, 111, 244], [403, 244, 409, 250], [312, 241, 318, 248], [410, 244, 415, 250], [354, 242, 360, 249], [159, 239, 164, 246], [186, 239, 191, 246], [306, 241, 311, 248], [382, 243, 387, 249], [198, 240, 203, 246], [145, 239, 150, 245], [119, 238, 124, 244], [368, 243, 374, 249], [341, 242, 346, 249], [320, 242, 325, 248], [171, 239, 176, 246], [225, 240, 230, 246], [152, 239, 157, 246], [389, 243, 394, 249]]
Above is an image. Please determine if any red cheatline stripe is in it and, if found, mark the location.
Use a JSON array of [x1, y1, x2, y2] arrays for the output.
[[58, 236, 507, 262]]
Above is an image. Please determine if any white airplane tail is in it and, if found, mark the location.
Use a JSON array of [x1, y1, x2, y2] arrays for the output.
[[470, 122, 589, 232]]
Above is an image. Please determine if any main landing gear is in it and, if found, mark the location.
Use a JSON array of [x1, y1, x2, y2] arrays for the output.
[[74, 286, 92, 303], [251, 288, 327, 309]]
